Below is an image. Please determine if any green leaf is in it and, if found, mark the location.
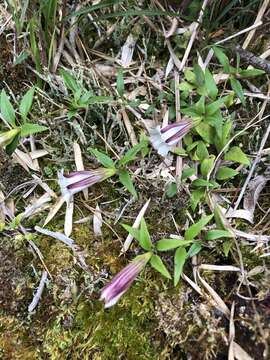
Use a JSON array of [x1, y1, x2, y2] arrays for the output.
[[173, 147, 187, 156], [156, 239, 192, 251], [205, 110, 223, 139], [213, 46, 230, 72], [69, 3, 177, 19], [205, 229, 233, 240], [216, 166, 239, 180], [192, 179, 217, 188], [67, 0, 125, 18], [85, 95, 113, 105], [215, 119, 232, 152], [118, 169, 137, 198], [194, 64, 205, 87], [121, 223, 140, 241], [20, 123, 48, 137], [0, 89, 16, 127], [97, 9, 181, 21], [165, 182, 177, 198], [182, 167, 195, 180], [187, 242, 202, 258], [119, 140, 148, 166], [116, 69, 124, 97], [184, 69, 196, 83], [195, 122, 214, 144], [224, 146, 250, 165], [184, 214, 214, 241], [239, 68, 265, 78], [230, 78, 245, 105], [60, 69, 80, 94], [19, 87, 35, 121], [205, 96, 229, 116], [196, 140, 208, 161], [178, 81, 194, 92], [191, 189, 205, 211], [205, 68, 218, 99], [174, 247, 186, 286], [139, 218, 152, 251], [5, 133, 20, 155], [150, 255, 171, 279], [223, 240, 232, 256], [14, 51, 29, 65], [89, 148, 115, 168], [200, 155, 215, 178], [181, 105, 202, 118], [213, 204, 227, 230], [195, 96, 205, 115]]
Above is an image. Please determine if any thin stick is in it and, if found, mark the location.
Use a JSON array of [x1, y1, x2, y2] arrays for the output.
[[215, 21, 262, 46], [121, 198, 151, 253], [179, 0, 209, 71], [121, 109, 138, 146], [228, 301, 235, 360], [234, 84, 270, 210], [28, 271, 48, 312], [242, 0, 270, 49], [174, 70, 182, 179]]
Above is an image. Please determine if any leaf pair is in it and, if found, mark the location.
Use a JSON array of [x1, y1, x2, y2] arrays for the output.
[[0, 88, 48, 154], [90, 139, 148, 198]]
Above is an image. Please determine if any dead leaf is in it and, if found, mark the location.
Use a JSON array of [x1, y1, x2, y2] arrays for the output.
[[93, 204, 103, 236], [119, 34, 136, 68], [243, 175, 268, 223], [65, 198, 74, 237], [44, 196, 65, 226], [73, 142, 88, 200], [121, 198, 151, 253]]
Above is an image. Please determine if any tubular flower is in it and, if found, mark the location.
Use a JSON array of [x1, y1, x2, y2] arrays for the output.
[[58, 168, 116, 202], [149, 118, 193, 157], [100, 252, 152, 308], [0, 129, 20, 148]]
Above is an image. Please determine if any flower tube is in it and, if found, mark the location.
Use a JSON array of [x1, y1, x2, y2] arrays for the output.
[[100, 252, 152, 308], [58, 168, 116, 202], [149, 118, 193, 157]]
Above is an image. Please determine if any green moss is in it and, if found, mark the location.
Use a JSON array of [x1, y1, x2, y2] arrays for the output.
[[42, 276, 161, 360]]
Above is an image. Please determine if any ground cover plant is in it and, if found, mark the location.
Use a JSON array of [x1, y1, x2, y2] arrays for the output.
[[0, 0, 270, 359]]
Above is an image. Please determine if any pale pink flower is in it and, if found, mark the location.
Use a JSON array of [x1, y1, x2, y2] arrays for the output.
[[58, 168, 116, 202], [100, 252, 152, 308], [149, 119, 193, 157]]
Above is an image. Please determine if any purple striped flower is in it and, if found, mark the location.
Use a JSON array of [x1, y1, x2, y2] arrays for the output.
[[149, 118, 193, 157], [58, 168, 116, 202], [100, 252, 152, 308]]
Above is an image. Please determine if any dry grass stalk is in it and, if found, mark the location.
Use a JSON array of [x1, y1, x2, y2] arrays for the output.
[[121, 198, 151, 253], [121, 109, 138, 146], [73, 141, 88, 200], [28, 271, 48, 313], [234, 85, 270, 210], [242, 0, 270, 49], [179, 0, 209, 71], [228, 301, 235, 360]]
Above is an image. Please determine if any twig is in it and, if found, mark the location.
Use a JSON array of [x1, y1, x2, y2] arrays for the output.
[[121, 198, 151, 253], [242, 0, 270, 49], [52, 0, 67, 72], [174, 70, 182, 179], [214, 21, 262, 46], [28, 271, 48, 312], [121, 108, 138, 146], [234, 84, 270, 210], [179, 0, 209, 71], [228, 301, 235, 360], [235, 45, 270, 74]]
